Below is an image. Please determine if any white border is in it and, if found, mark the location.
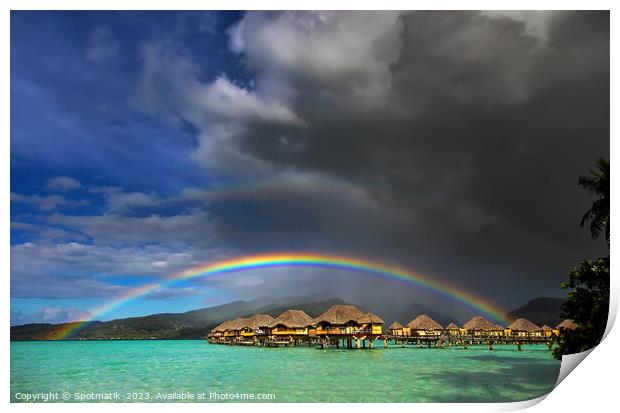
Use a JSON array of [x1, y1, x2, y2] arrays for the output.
[[3, 1, 617, 412]]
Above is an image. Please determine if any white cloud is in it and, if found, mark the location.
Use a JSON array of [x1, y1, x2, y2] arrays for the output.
[[12, 306, 91, 325], [11, 220, 87, 241], [10, 239, 235, 300], [136, 42, 302, 125], [46, 176, 82, 192], [48, 210, 217, 246], [105, 191, 160, 213], [228, 11, 402, 105], [11, 193, 66, 211], [202, 77, 303, 124], [11, 241, 199, 277], [11, 221, 37, 230], [133, 41, 303, 173]]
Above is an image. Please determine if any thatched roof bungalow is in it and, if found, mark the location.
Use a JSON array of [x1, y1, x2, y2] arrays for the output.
[[406, 315, 443, 336], [445, 322, 460, 336], [490, 324, 506, 337], [557, 319, 578, 330], [225, 317, 250, 336], [244, 314, 274, 336], [208, 320, 229, 338], [463, 316, 496, 336], [269, 309, 314, 336], [359, 312, 384, 335], [314, 305, 365, 324], [539, 324, 554, 337], [445, 322, 459, 330], [313, 305, 367, 335], [508, 318, 540, 337], [389, 321, 404, 336]]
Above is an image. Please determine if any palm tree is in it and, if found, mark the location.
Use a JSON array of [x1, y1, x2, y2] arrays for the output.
[[578, 157, 609, 246]]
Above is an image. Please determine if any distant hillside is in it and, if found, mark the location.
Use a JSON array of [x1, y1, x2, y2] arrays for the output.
[[507, 297, 565, 327], [10, 297, 352, 341], [252, 297, 351, 318], [391, 303, 459, 328]]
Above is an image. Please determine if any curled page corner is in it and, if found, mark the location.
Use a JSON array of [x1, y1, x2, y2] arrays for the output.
[[552, 283, 617, 391], [506, 347, 599, 411], [554, 347, 595, 388], [496, 394, 549, 411]]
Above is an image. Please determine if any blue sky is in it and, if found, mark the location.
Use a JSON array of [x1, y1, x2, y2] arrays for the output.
[[11, 11, 250, 323], [11, 11, 609, 325]]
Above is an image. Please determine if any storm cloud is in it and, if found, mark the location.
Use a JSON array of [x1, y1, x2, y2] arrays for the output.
[[132, 11, 609, 306]]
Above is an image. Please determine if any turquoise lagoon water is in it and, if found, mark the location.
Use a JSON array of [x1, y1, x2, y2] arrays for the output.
[[11, 340, 560, 403]]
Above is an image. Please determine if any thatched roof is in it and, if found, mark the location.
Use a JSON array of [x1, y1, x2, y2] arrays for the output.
[[445, 322, 460, 330], [228, 317, 251, 331], [508, 318, 540, 332], [211, 320, 230, 333], [557, 319, 578, 330], [540, 325, 553, 331], [389, 321, 403, 330], [359, 312, 384, 324], [313, 305, 366, 325], [493, 324, 505, 331], [406, 315, 443, 331], [247, 314, 274, 329], [270, 309, 314, 328], [463, 316, 496, 331]]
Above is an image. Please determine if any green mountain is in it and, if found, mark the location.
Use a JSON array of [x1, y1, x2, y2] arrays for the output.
[[253, 297, 350, 318], [506, 297, 565, 327]]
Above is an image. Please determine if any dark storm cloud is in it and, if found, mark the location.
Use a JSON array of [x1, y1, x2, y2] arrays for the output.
[[205, 11, 609, 307]]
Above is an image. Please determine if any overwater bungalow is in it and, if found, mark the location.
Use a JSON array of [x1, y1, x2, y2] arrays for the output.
[[406, 315, 443, 337], [462, 316, 496, 338], [269, 309, 314, 341], [389, 321, 404, 336], [539, 325, 554, 337], [312, 305, 384, 348], [490, 324, 506, 338], [556, 319, 578, 334], [245, 314, 275, 342], [207, 321, 230, 342], [226, 317, 250, 341], [359, 312, 385, 335], [507, 318, 540, 338], [312, 305, 367, 336], [445, 322, 460, 337]]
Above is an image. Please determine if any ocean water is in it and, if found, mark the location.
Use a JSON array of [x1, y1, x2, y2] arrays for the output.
[[11, 340, 560, 403]]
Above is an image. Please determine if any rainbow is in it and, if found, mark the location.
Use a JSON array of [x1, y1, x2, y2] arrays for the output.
[[48, 252, 509, 339]]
